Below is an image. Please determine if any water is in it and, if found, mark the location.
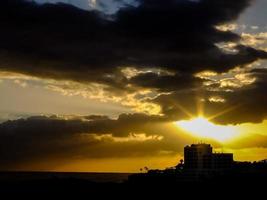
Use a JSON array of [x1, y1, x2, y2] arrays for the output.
[[0, 171, 132, 183]]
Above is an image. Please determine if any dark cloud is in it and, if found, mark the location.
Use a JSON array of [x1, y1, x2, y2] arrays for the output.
[[1, 0, 267, 169], [152, 67, 267, 124], [0, 114, 165, 137], [207, 68, 267, 124], [129, 72, 201, 92], [0, 0, 266, 91], [0, 114, 191, 169]]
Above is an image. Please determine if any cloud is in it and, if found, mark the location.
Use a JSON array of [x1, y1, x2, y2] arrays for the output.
[[0, 0, 266, 87], [1, 0, 267, 123], [154, 66, 267, 124], [241, 32, 267, 50], [209, 68, 267, 124], [0, 114, 191, 169], [1, 1, 267, 119], [0, 114, 164, 137], [1, 0, 267, 170]]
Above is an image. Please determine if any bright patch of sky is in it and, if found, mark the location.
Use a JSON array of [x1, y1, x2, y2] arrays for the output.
[[0, 79, 129, 121], [238, 0, 267, 33]]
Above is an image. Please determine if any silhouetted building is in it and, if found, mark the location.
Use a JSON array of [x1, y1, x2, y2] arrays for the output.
[[184, 144, 212, 170], [212, 153, 233, 170], [184, 143, 233, 171]]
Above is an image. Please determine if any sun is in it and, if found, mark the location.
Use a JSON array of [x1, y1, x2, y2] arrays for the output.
[[175, 117, 239, 142]]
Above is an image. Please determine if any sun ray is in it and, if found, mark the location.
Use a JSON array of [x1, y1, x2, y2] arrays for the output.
[[195, 89, 205, 118], [173, 101, 195, 119], [207, 103, 243, 121], [196, 97, 205, 117]]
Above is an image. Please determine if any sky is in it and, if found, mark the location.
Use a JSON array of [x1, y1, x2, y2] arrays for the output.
[[0, 0, 267, 172]]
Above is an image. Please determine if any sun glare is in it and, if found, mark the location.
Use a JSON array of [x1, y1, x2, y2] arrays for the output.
[[175, 117, 239, 142]]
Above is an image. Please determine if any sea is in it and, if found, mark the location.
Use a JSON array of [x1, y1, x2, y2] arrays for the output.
[[0, 171, 133, 183]]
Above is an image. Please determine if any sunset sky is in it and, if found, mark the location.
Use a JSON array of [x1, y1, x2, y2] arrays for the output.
[[1, 0, 267, 172]]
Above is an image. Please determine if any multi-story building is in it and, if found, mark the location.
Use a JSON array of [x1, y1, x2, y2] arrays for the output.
[[184, 143, 233, 171]]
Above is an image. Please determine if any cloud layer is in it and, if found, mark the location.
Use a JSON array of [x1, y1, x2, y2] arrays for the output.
[[1, 0, 267, 124], [0, 0, 265, 82], [1, 0, 267, 169], [0, 114, 193, 169]]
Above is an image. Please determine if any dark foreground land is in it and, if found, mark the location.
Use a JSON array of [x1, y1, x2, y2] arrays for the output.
[[0, 168, 267, 197]]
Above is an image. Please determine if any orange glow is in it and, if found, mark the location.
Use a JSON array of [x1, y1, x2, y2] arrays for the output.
[[175, 117, 240, 142]]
